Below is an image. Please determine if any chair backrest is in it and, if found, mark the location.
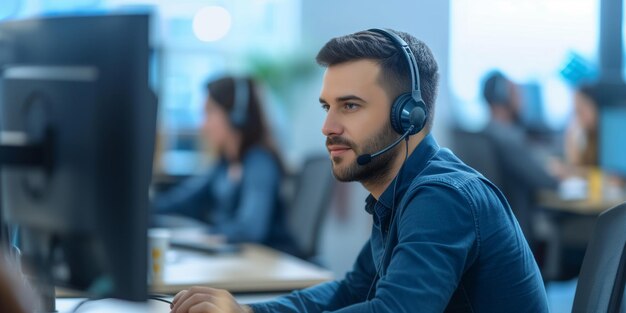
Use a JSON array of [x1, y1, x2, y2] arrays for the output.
[[286, 155, 334, 260], [572, 202, 626, 313], [451, 129, 503, 187]]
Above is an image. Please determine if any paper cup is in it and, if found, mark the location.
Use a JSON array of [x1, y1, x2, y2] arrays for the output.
[[148, 228, 171, 285]]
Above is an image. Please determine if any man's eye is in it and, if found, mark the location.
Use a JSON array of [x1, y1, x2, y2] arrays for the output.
[[345, 103, 359, 110], [321, 104, 330, 112]]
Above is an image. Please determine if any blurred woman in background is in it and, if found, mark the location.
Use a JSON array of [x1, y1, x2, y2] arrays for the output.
[[153, 76, 296, 255], [565, 84, 600, 169], [561, 83, 625, 196]]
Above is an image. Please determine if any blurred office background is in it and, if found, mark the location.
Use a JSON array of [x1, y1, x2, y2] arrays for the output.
[[2, 1, 625, 312]]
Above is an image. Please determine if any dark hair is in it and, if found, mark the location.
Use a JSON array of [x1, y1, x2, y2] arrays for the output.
[[576, 83, 602, 106], [315, 29, 439, 131], [206, 76, 283, 170], [482, 71, 512, 107]]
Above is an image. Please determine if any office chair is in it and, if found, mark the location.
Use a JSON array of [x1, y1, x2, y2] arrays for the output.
[[451, 128, 503, 187], [572, 202, 626, 313], [285, 155, 334, 261]]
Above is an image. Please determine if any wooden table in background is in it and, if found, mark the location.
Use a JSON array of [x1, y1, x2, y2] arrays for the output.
[[58, 243, 333, 298], [538, 190, 625, 215], [152, 243, 333, 294], [537, 190, 625, 281]]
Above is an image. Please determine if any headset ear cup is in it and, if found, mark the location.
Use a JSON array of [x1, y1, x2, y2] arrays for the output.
[[390, 93, 411, 134], [409, 104, 426, 134], [390, 93, 426, 134], [230, 78, 250, 128]]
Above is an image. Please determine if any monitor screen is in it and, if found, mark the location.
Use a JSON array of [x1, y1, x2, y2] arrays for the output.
[[0, 13, 156, 306], [517, 82, 552, 133], [600, 105, 626, 177]]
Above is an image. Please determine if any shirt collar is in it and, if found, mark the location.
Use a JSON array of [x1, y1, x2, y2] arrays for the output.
[[364, 134, 440, 216]]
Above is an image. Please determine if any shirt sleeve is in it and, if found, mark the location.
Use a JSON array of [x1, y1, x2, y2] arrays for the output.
[[249, 240, 377, 313], [324, 184, 479, 313], [152, 169, 216, 221], [212, 149, 281, 243]]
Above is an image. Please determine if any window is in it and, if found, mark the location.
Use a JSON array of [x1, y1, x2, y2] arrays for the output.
[[7, 0, 301, 174], [450, 0, 599, 131]]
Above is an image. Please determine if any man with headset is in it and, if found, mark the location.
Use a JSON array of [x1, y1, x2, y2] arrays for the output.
[[170, 29, 549, 313], [481, 71, 558, 242]]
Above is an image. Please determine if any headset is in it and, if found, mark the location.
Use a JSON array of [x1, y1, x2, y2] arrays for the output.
[[357, 28, 428, 165], [229, 77, 250, 128]]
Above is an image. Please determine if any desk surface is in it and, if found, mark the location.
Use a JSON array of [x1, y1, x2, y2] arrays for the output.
[[57, 294, 281, 313], [538, 190, 625, 215], [57, 244, 333, 298], [153, 243, 333, 294]]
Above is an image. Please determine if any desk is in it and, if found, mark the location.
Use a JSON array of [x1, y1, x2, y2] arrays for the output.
[[56, 294, 282, 313], [154, 243, 333, 294], [537, 190, 625, 281], [57, 243, 333, 298], [538, 190, 625, 215]]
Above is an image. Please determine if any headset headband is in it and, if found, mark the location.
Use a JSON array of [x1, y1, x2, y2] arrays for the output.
[[231, 77, 249, 127], [368, 28, 423, 103]]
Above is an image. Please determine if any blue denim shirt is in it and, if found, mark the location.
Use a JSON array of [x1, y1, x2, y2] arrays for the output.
[[250, 134, 548, 313]]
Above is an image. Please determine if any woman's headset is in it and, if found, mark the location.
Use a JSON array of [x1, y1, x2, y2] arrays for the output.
[[229, 77, 250, 128]]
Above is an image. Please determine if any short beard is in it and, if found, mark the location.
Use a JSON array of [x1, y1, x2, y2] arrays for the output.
[[327, 122, 401, 185]]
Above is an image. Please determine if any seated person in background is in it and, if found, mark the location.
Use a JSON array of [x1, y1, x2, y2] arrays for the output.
[[564, 84, 599, 171], [481, 71, 558, 238], [169, 28, 548, 313], [153, 76, 296, 255], [561, 83, 625, 195]]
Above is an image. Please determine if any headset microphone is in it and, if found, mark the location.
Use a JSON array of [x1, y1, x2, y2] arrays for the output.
[[357, 103, 424, 166], [357, 125, 414, 165]]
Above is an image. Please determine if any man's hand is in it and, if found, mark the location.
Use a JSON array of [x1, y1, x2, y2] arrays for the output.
[[170, 286, 252, 313]]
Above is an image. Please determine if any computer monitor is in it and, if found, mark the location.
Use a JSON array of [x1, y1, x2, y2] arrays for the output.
[[599, 104, 626, 177], [517, 82, 552, 133], [0, 13, 156, 309]]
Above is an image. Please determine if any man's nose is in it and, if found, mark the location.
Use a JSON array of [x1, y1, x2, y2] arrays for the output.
[[322, 112, 343, 137]]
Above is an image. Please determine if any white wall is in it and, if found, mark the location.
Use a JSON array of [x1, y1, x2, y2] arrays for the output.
[[296, 0, 451, 277]]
